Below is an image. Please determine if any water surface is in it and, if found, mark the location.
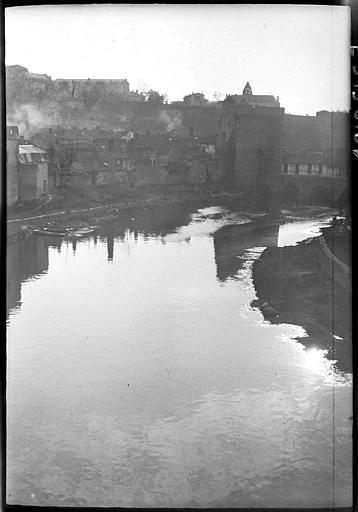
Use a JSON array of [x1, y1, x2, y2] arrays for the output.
[[7, 206, 352, 507]]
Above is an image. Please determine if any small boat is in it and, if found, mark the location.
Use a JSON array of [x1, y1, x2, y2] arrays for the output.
[[67, 226, 98, 239], [33, 228, 68, 237], [33, 226, 98, 239]]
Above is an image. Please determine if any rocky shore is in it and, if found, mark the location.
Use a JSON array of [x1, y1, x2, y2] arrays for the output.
[[251, 229, 352, 373]]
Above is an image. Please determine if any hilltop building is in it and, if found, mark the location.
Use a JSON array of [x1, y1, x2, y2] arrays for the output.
[[223, 81, 280, 108], [54, 78, 130, 97], [183, 92, 208, 107], [6, 65, 52, 95]]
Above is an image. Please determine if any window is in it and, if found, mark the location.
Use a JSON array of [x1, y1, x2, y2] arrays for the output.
[[307, 165, 312, 175], [288, 164, 296, 174], [299, 164, 309, 175], [295, 164, 299, 175]]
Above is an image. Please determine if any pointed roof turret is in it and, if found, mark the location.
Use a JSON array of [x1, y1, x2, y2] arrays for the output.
[[243, 81, 252, 96]]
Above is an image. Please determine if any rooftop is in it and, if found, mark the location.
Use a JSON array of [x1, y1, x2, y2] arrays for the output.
[[18, 144, 47, 154], [226, 94, 279, 107]]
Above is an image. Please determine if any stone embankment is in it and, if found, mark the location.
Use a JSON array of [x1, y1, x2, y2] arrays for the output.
[[251, 226, 352, 373]]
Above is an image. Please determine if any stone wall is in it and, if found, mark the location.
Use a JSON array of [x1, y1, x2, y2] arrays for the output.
[[18, 164, 38, 201], [7, 138, 19, 206], [316, 110, 350, 150], [283, 111, 349, 153], [283, 115, 318, 151], [233, 107, 284, 191], [18, 161, 49, 200]]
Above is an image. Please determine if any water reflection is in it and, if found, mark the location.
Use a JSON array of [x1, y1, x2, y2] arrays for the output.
[[107, 236, 114, 261], [213, 223, 280, 282], [278, 217, 332, 247], [7, 236, 50, 318], [6, 205, 351, 508], [104, 205, 193, 240]]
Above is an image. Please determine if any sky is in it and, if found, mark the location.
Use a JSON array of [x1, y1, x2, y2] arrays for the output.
[[5, 4, 350, 115]]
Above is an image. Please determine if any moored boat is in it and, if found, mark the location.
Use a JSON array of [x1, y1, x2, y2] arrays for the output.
[[33, 226, 98, 239]]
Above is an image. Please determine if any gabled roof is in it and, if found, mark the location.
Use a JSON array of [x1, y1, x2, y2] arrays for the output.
[[228, 94, 279, 107], [19, 144, 46, 154], [18, 144, 47, 164]]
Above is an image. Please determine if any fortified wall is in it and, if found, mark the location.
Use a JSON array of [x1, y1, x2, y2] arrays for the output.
[[217, 83, 349, 206], [283, 111, 349, 152], [218, 104, 284, 205]]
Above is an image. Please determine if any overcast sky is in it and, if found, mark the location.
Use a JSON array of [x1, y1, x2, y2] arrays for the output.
[[5, 4, 350, 115]]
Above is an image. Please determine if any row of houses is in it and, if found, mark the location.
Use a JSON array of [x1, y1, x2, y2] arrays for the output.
[[53, 131, 220, 189], [7, 125, 221, 207], [282, 149, 349, 178]]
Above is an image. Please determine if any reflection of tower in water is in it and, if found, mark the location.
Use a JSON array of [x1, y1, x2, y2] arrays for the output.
[[107, 236, 114, 261], [7, 236, 50, 318], [213, 223, 280, 282]]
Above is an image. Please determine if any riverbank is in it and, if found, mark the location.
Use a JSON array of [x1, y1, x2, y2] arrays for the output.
[[251, 228, 352, 373], [7, 187, 246, 240]]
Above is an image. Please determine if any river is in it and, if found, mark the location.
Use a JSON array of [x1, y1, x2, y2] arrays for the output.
[[6, 205, 352, 508]]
